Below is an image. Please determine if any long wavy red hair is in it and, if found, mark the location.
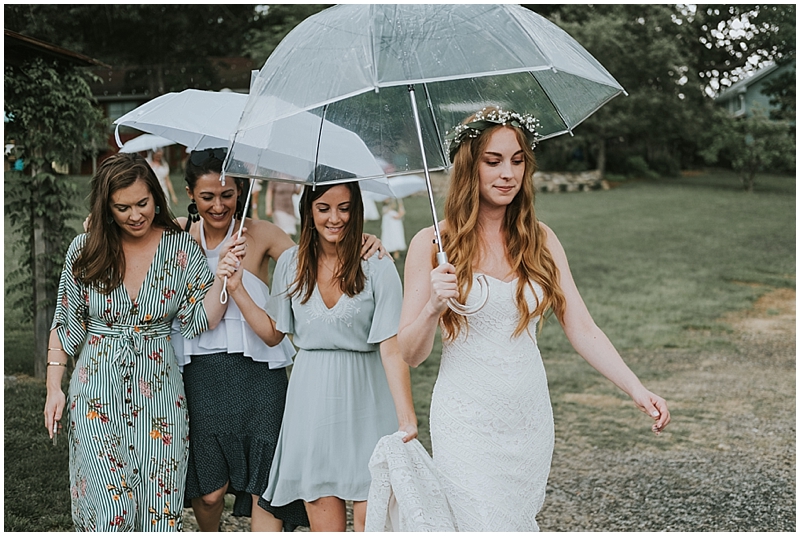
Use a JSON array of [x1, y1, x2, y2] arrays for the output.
[[440, 110, 566, 340]]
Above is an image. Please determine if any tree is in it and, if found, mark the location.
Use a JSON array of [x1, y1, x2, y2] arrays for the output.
[[528, 4, 795, 176], [4, 4, 264, 95], [242, 4, 332, 65], [699, 107, 795, 191], [4, 57, 106, 378]]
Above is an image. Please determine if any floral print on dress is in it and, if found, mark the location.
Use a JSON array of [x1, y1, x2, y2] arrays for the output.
[[52, 230, 213, 531]]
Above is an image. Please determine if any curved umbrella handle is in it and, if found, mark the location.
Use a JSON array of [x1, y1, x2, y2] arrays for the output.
[[437, 252, 490, 316], [447, 274, 489, 316], [220, 277, 229, 304]]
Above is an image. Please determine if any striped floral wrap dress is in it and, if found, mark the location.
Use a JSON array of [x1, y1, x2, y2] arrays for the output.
[[51, 230, 214, 531]]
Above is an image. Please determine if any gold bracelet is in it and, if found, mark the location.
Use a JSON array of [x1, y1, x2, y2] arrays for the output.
[[48, 347, 66, 352], [47, 361, 67, 367]]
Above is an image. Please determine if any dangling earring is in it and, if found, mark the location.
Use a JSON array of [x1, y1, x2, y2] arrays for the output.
[[187, 201, 200, 223], [107, 215, 114, 224], [155, 205, 161, 215]]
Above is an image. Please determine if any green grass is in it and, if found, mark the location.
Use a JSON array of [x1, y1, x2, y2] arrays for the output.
[[4, 169, 795, 529]]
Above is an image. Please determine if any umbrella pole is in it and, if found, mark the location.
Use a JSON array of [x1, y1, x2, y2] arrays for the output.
[[406, 86, 446, 265], [406, 85, 488, 316], [220, 178, 255, 304]]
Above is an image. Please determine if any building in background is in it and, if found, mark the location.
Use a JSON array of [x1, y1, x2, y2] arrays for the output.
[[715, 59, 796, 119]]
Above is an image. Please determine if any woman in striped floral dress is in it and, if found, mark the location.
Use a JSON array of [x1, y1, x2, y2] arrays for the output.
[[42, 153, 245, 531]]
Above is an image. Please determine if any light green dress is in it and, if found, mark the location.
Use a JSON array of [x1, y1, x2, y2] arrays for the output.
[[51, 230, 213, 531], [262, 246, 402, 505]]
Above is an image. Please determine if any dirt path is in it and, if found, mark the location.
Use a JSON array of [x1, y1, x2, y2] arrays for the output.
[[183, 288, 796, 531], [538, 288, 796, 531]]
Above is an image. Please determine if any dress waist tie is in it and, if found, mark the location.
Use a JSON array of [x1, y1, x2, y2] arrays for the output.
[[86, 320, 173, 364]]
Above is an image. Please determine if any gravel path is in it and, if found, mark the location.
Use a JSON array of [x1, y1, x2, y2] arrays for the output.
[[183, 288, 796, 531]]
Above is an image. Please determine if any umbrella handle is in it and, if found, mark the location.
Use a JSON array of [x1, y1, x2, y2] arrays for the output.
[[220, 277, 230, 304], [437, 252, 489, 316], [219, 178, 255, 304]]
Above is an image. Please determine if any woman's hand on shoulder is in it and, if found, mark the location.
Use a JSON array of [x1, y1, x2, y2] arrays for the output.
[[361, 233, 388, 260]]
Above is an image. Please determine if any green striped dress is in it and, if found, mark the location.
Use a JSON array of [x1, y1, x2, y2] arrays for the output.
[[51, 230, 214, 531]]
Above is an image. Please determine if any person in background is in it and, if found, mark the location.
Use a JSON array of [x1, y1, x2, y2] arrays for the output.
[[249, 179, 262, 219], [147, 148, 179, 206], [43, 152, 244, 531], [266, 181, 300, 236], [380, 197, 407, 260]]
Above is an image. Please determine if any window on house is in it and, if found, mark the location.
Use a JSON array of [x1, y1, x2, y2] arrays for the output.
[[734, 93, 746, 116]]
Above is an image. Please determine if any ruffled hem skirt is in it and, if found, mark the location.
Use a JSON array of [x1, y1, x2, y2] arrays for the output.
[[182, 352, 308, 528]]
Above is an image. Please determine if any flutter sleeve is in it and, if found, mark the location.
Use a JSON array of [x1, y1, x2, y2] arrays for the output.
[[176, 234, 215, 339], [50, 234, 89, 356], [367, 256, 403, 344], [266, 246, 297, 336]]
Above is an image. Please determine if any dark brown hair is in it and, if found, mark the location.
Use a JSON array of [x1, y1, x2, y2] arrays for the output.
[[291, 177, 365, 304], [73, 152, 180, 292], [183, 147, 247, 230]]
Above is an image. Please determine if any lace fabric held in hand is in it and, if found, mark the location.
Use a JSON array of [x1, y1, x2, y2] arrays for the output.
[[365, 431, 457, 532]]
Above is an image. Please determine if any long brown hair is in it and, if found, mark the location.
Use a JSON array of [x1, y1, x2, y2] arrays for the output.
[[440, 110, 566, 340], [291, 179, 365, 304], [73, 152, 180, 293]]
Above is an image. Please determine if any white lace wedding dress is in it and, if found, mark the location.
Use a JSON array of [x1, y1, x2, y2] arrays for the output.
[[430, 275, 555, 531]]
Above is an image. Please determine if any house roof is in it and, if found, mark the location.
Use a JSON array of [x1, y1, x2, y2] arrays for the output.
[[4, 29, 111, 69], [715, 60, 791, 102]]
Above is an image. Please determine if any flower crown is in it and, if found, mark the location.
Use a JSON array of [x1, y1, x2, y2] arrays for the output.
[[445, 107, 541, 163]]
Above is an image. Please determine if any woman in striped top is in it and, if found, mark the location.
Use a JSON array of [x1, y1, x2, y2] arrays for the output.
[[42, 153, 245, 531]]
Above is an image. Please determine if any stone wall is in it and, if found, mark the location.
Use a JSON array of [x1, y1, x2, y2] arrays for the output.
[[429, 169, 609, 197], [533, 169, 610, 192]]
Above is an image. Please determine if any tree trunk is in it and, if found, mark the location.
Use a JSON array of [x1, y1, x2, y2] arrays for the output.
[[32, 171, 50, 379], [596, 137, 607, 175], [31, 208, 52, 378]]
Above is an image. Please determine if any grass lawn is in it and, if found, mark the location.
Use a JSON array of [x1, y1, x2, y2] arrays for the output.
[[4, 169, 795, 530]]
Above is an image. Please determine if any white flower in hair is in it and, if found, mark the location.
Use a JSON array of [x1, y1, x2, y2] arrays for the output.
[[445, 107, 541, 163]]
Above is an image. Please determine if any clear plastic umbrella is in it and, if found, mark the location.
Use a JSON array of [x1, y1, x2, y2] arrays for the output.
[[227, 4, 625, 314]]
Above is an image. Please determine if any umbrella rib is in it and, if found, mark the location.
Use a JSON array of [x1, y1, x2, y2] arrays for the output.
[[313, 104, 328, 189], [368, 3, 379, 88], [421, 82, 449, 168], [526, 70, 573, 134]]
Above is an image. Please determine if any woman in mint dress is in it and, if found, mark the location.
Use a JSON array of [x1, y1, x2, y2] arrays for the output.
[[253, 178, 418, 532], [42, 153, 244, 531]]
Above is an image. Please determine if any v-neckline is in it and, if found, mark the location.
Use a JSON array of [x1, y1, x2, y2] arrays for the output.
[[122, 230, 165, 304], [315, 284, 345, 311]]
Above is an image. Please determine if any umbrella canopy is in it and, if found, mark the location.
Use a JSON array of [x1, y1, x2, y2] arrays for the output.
[[114, 89, 246, 151], [227, 4, 624, 182], [113, 89, 394, 197], [118, 134, 175, 154], [227, 4, 624, 314]]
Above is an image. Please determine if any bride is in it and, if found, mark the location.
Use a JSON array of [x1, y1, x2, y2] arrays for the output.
[[396, 107, 671, 531]]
